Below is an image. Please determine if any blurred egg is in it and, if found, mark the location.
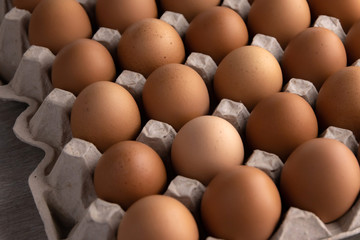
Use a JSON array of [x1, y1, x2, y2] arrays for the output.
[[246, 92, 318, 161], [93, 141, 167, 209], [142, 63, 209, 131], [12, 0, 41, 12], [117, 18, 185, 77], [281, 27, 347, 90], [51, 39, 116, 96], [247, 0, 311, 48], [70, 81, 141, 152], [345, 20, 360, 64], [28, 0, 92, 54], [316, 66, 360, 140], [201, 165, 282, 240], [280, 138, 360, 223], [308, 0, 360, 32], [158, 0, 220, 22], [185, 6, 248, 64], [117, 195, 199, 240], [171, 115, 244, 185], [95, 0, 157, 33], [214, 45, 283, 111]]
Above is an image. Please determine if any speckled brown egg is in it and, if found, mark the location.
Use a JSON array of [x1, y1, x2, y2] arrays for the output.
[[280, 138, 360, 223], [247, 0, 311, 48], [95, 0, 158, 33], [142, 63, 209, 131], [93, 141, 167, 210], [246, 92, 318, 161], [117, 195, 199, 240], [308, 0, 360, 32], [201, 165, 282, 240], [117, 18, 185, 77], [214, 45, 283, 111], [51, 39, 116, 96], [185, 6, 248, 64], [12, 0, 41, 12], [171, 115, 244, 185], [345, 20, 360, 64], [28, 0, 92, 54], [281, 27, 347, 90], [316, 66, 360, 141], [70, 81, 141, 153], [158, 0, 220, 22]]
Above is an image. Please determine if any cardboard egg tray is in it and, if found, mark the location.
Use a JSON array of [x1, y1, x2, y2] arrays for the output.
[[1, 0, 360, 239]]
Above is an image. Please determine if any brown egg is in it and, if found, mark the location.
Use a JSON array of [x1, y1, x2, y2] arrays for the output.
[[213, 45, 283, 111], [28, 0, 92, 54], [280, 138, 360, 223], [70, 81, 141, 152], [281, 27, 347, 90], [117, 18, 185, 77], [142, 63, 209, 131], [117, 195, 199, 240], [345, 20, 360, 64], [51, 39, 116, 96], [201, 165, 282, 240], [308, 0, 360, 32], [158, 0, 220, 22], [247, 0, 311, 48], [93, 141, 167, 209], [171, 115, 244, 185], [95, 0, 158, 33], [12, 0, 41, 12], [316, 66, 360, 140], [246, 92, 318, 161], [185, 6, 248, 64]]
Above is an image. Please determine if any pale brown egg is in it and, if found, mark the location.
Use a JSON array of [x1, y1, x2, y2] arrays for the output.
[[117, 195, 199, 240], [51, 39, 116, 96], [185, 6, 248, 64], [316, 66, 360, 140], [142, 63, 209, 131], [171, 115, 244, 185], [214, 45, 283, 111], [345, 20, 360, 64], [246, 92, 318, 161], [281, 27, 347, 90], [247, 0, 311, 48], [280, 138, 360, 223], [70, 81, 141, 153], [93, 141, 167, 210], [95, 0, 158, 33], [308, 0, 360, 32], [201, 165, 282, 240], [28, 0, 92, 54], [12, 0, 41, 12], [117, 18, 185, 77], [158, 0, 220, 22]]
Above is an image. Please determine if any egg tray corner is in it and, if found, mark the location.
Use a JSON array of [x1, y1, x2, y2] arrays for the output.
[[1, 1, 360, 240]]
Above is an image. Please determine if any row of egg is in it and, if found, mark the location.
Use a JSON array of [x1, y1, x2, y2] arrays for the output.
[[10, 0, 360, 239]]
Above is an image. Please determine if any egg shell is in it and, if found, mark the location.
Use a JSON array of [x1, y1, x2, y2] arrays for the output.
[[281, 26, 347, 90], [12, 0, 41, 12], [95, 0, 158, 33], [3, 2, 360, 240], [185, 6, 248, 64], [28, 0, 93, 54], [117, 18, 185, 77], [247, 0, 311, 48]]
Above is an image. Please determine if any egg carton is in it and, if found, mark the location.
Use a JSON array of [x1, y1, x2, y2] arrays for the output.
[[1, 1, 360, 240]]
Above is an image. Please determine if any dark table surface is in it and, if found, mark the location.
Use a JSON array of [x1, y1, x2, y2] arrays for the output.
[[0, 99, 47, 240]]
